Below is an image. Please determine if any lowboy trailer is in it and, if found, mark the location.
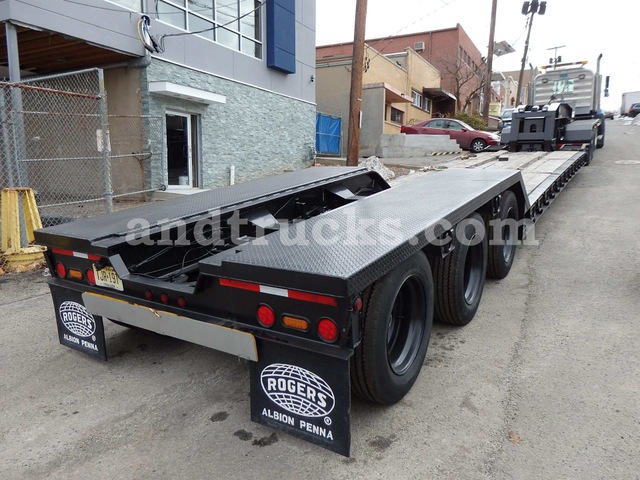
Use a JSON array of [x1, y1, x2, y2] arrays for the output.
[[35, 105, 593, 456]]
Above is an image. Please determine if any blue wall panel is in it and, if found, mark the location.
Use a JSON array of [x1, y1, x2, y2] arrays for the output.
[[266, 0, 296, 74]]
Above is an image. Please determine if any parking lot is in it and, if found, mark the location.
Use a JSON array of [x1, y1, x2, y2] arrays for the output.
[[1, 120, 638, 480]]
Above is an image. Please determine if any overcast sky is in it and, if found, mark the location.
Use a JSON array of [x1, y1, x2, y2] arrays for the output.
[[316, 0, 640, 111]]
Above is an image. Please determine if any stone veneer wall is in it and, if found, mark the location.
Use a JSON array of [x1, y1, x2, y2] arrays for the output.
[[142, 59, 316, 189]]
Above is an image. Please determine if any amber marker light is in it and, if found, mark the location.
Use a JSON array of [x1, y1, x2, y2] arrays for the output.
[[282, 315, 310, 332], [68, 269, 83, 280]]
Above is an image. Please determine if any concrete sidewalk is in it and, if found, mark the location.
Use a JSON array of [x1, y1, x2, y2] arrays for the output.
[[316, 154, 463, 170]]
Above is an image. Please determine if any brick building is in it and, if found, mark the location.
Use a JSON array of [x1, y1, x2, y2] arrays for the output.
[[317, 23, 486, 115], [316, 44, 446, 157]]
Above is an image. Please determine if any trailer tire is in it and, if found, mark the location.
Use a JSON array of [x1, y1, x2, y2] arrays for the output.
[[351, 253, 433, 405], [432, 212, 487, 326], [486, 191, 519, 279]]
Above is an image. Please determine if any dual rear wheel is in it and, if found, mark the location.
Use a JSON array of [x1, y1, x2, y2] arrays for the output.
[[352, 196, 519, 404]]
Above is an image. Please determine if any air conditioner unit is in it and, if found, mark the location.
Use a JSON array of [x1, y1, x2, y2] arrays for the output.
[[414, 41, 425, 52]]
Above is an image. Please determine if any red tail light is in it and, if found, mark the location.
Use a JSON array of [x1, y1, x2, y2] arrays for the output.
[[86, 269, 96, 285], [56, 262, 67, 279], [318, 318, 339, 343], [144, 289, 153, 300], [177, 297, 187, 308], [257, 305, 275, 327], [160, 293, 170, 304], [353, 296, 363, 312]]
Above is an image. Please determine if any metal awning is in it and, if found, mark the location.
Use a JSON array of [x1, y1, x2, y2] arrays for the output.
[[0, 24, 133, 76], [423, 87, 457, 102], [363, 82, 412, 103], [149, 82, 227, 105]]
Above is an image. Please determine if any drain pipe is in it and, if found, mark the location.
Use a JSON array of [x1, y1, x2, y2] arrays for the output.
[[230, 165, 236, 186]]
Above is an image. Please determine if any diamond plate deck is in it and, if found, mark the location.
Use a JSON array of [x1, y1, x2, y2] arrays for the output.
[[200, 168, 525, 296], [35, 167, 371, 251], [447, 150, 585, 205]]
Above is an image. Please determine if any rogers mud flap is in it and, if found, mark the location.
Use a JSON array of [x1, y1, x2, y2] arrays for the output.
[[49, 283, 353, 456]]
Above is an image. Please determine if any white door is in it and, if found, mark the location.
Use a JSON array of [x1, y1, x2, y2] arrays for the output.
[[166, 112, 197, 188]]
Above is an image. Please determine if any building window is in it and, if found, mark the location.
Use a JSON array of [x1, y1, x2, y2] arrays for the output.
[[157, 0, 263, 59], [106, 0, 142, 10], [424, 97, 431, 113], [411, 90, 423, 109], [390, 107, 404, 124]]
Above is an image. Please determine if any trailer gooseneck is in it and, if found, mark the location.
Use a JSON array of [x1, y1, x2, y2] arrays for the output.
[[35, 105, 594, 456]]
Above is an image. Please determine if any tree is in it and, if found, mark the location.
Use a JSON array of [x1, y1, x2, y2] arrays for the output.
[[436, 51, 485, 114]]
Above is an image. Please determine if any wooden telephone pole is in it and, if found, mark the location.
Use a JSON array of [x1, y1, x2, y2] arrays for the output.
[[346, 0, 368, 166], [482, 0, 498, 122]]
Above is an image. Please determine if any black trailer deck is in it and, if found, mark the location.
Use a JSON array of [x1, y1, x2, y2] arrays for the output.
[[200, 168, 526, 297], [444, 149, 586, 219], [35, 166, 377, 253]]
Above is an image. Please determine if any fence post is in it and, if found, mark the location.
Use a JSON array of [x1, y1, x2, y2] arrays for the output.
[[97, 70, 113, 213], [5, 22, 28, 187], [0, 90, 16, 188]]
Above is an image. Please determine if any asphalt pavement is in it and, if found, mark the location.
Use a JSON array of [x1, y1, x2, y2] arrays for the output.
[[0, 118, 638, 480]]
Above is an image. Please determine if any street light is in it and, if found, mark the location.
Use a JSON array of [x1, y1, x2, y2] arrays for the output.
[[515, 0, 546, 106]]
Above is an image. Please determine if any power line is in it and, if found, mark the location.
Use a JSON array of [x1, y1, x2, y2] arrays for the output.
[[368, 0, 460, 57]]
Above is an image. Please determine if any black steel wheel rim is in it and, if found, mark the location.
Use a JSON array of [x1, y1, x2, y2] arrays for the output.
[[463, 235, 483, 305], [386, 275, 426, 375]]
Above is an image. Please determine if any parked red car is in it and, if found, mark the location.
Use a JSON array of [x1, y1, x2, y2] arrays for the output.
[[401, 118, 500, 152]]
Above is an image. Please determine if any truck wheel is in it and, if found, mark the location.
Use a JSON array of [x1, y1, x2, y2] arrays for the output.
[[470, 138, 487, 153], [586, 130, 596, 165], [487, 191, 519, 279], [432, 212, 487, 326], [597, 121, 605, 148], [351, 253, 434, 405]]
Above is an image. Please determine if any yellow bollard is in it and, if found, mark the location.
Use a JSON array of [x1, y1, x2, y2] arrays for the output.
[[1, 188, 46, 271]]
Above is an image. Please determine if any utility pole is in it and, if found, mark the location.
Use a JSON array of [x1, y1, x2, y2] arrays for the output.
[[547, 44, 565, 69], [482, 0, 498, 122], [516, 1, 546, 106], [346, 0, 368, 166]]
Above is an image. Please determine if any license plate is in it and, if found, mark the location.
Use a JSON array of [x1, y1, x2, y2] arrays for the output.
[[93, 265, 124, 291]]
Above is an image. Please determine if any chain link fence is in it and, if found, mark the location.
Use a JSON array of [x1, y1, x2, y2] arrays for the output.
[[0, 68, 164, 272]]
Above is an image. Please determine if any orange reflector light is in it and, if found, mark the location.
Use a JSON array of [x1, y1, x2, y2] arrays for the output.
[[257, 305, 275, 327], [68, 269, 83, 280], [56, 262, 67, 279], [318, 318, 339, 343], [282, 316, 309, 332]]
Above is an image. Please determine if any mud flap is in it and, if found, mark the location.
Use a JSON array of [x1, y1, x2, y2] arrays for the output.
[[49, 285, 107, 360], [250, 339, 351, 456]]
